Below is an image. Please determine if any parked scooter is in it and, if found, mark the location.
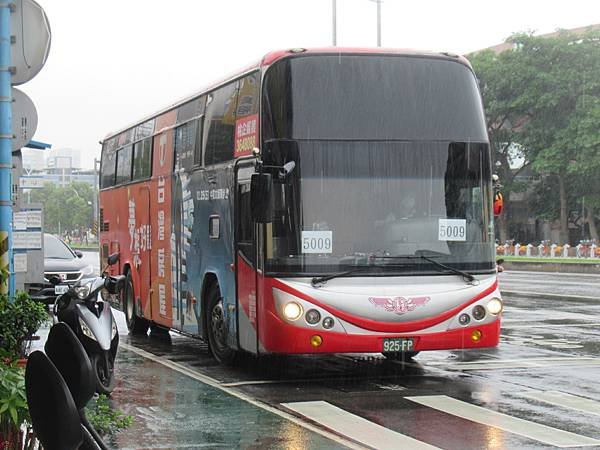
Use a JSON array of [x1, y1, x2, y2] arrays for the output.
[[50, 253, 124, 394]]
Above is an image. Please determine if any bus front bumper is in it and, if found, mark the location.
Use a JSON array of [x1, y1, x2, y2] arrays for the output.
[[259, 313, 500, 355]]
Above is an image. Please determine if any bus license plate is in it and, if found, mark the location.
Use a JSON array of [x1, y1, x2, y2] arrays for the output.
[[382, 338, 414, 353], [54, 285, 69, 295]]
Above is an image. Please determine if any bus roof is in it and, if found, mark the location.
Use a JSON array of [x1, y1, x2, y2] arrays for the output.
[[102, 48, 472, 143]]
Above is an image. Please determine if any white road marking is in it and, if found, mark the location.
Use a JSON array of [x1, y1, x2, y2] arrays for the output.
[[503, 322, 600, 329], [501, 290, 600, 301], [503, 279, 600, 287], [424, 356, 600, 371], [520, 391, 600, 416], [406, 395, 600, 448], [281, 400, 439, 450], [119, 343, 364, 450], [500, 271, 600, 278]]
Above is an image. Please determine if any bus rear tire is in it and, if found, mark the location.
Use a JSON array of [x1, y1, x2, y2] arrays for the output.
[[123, 271, 149, 335], [206, 283, 237, 364], [383, 351, 420, 360]]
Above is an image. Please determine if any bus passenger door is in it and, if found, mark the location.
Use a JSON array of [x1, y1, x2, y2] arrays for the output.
[[235, 164, 258, 354]]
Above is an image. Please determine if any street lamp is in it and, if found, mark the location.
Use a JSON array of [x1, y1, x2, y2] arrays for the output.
[[332, 0, 382, 47]]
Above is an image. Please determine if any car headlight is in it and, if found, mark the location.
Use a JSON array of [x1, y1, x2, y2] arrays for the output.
[[487, 297, 503, 315], [111, 318, 118, 339], [79, 317, 96, 341], [81, 265, 94, 276], [74, 280, 93, 299]]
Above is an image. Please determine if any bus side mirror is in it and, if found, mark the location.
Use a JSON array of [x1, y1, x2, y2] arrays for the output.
[[250, 173, 274, 223], [493, 192, 503, 216]]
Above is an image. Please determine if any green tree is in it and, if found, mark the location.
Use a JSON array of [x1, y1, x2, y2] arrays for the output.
[[471, 28, 600, 244], [470, 47, 537, 242], [515, 30, 600, 243], [30, 182, 93, 235]]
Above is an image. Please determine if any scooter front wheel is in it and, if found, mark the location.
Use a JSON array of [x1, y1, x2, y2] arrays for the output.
[[91, 353, 115, 395]]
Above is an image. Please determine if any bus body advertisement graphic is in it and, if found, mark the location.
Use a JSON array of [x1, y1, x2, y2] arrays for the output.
[[99, 48, 502, 363]]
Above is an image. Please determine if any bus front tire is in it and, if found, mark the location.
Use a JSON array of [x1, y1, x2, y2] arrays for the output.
[[123, 271, 149, 335], [206, 283, 237, 365]]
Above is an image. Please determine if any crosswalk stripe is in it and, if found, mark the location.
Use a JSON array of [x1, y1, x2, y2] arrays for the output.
[[520, 391, 600, 416], [406, 395, 600, 448], [281, 401, 439, 450]]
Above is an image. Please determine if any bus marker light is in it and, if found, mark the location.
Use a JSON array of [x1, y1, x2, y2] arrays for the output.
[[487, 298, 503, 315], [283, 302, 303, 321], [471, 330, 482, 342], [310, 335, 323, 347]]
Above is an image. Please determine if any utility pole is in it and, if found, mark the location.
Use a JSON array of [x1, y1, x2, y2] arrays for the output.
[[332, 0, 337, 46], [368, 0, 383, 47], [0, 1, 13, 295]]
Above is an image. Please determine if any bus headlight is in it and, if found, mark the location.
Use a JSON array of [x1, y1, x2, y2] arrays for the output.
[[283, 302, 303, 321], [305, 309, 321, 325], [487, 298, 503, 315], [472, 305, 486, 321]]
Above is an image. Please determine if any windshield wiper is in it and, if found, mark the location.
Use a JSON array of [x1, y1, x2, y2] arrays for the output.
[[371, 254, 476, 284], [311, 262, 414, 287]]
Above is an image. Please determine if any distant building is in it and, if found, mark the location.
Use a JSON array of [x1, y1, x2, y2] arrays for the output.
[[21, 148, 46, 171], [46, 147, 82, 170]]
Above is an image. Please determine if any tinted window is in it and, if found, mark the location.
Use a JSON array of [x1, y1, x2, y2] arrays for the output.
[[204, 82, 238, 166], [236, 72, 259, 117], [115, 145, 133, 184], [100, 151, 116, 188], [263, 55, 487, 141], [194, 119, 204, 166], [133, 138, 152, 180], [44, 234, 75, 259], [174, 120, 197, 171]]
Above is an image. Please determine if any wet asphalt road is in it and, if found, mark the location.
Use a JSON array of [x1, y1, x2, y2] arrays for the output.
[[80, 253, 600, 449]]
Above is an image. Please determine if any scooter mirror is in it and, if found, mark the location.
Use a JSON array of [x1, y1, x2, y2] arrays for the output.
[[107, 253, 120, 266], [48, 275, 61, 286]]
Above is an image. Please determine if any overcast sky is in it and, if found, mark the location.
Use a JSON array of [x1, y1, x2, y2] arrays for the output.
[[19, 0, 600, 169]]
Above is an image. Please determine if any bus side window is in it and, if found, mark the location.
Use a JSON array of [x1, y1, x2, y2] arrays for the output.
[[100, 151, 116, 188], [236, 72, 259, 118], [132, 137, 153, 180], [174, 119, 197, 172], [194, 116, 204, 167], [115, 145, 133, 185], [204, 81, 239, 166]]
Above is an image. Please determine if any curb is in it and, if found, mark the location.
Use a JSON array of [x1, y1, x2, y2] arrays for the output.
[[501, 289, 600, 303]]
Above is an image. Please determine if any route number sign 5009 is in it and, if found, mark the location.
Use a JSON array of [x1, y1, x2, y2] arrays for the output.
[[301, 231, 333, 254], [438, 219, 467, 242]]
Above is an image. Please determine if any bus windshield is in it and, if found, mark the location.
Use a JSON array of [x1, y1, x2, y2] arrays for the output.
[[262, 54, 494, 276], [263, 140, 495, 275]]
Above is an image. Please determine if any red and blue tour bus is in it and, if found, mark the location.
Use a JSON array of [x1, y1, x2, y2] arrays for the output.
[[99, 48, 503, 363]]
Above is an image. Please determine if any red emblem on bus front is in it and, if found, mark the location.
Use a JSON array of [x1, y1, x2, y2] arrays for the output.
[[369, 296, 430, 315]]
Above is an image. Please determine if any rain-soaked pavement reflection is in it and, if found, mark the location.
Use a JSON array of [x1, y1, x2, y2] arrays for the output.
[[45, 262, 600, 449], [107, 349, 346, 450]]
